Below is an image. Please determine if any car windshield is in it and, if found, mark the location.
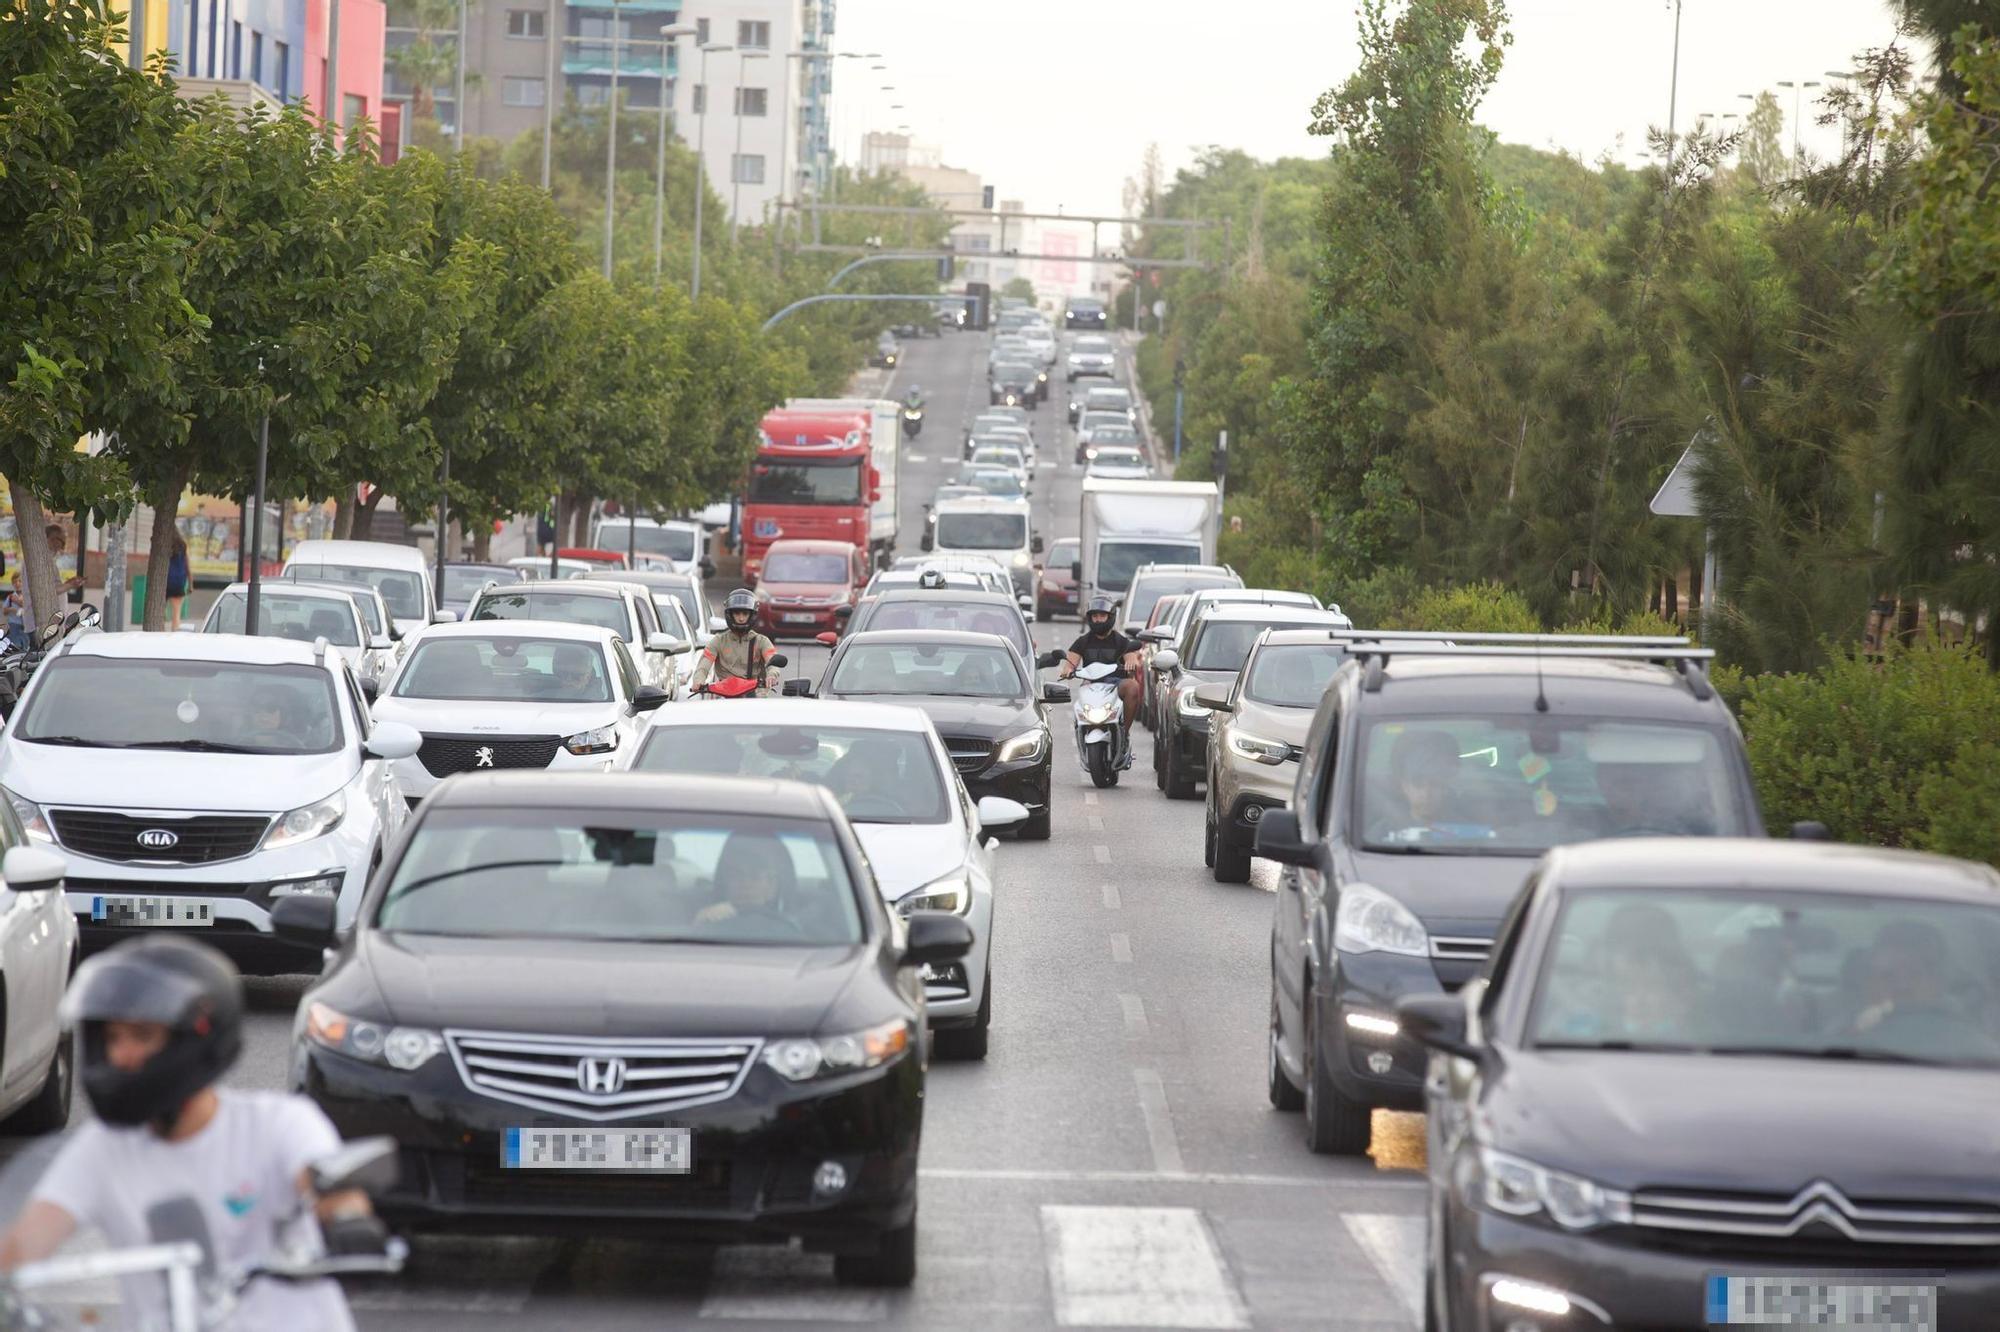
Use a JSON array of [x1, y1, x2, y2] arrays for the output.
[[1529, 888, 2000, 1068], [441, 566, 524, 606], [1049, 540, 1079, 566], [1097, 542, 1204, 595], [394, 635, 611, 703], [764, 552, 848, 583], [15, 657, 340, 755], [284, 562, 427, 621], [472, 590, 634, 640], [831, 642, 1025, 699], [1073, 337, 1112, 352], [205, 592, 359, 647], [600, 524, 697, 560], [971, 446, 1024, 467], [748, 458, 864, 506], [1089, 426, 1140, 446], [1091, 451, 1145, 471], [962, 471, 1024, 499], [1129, 575, 1238, 624], [1188, 618, 1328, 672], [377, 809, 865, 946], [935, 512, 1027, 551], [1243, 644, 1347, 707], [1356, 717, 1753, 855], [634, 725, 950, 825], [993, 363, 1035, 382], [861, 600, 1030, 655]]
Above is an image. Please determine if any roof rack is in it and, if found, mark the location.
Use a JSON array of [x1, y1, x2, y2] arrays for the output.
[[1330, 629, 1691, 647], [1341, 635, 1715, 702]]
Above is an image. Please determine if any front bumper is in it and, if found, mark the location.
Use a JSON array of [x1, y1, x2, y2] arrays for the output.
[[759, 605, 844, 637], [1168, 714, 1210, 778], [1444, 1202, 2000, 1329], [393, 746, 617, 798], [302, 1044, 922, 1248], [1216, 789, 1288, 851], [1324, 950, 1477, 1112], [960, 755, 1050, 822]]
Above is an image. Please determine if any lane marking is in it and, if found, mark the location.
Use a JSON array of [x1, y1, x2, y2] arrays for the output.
[[1083, 791, 1099, 807], [1101, 883, 1122, 910], [1087, 814, 1105, 833], [1091, 844, 1111, 865], [1131, 1068, 1186, 1174], [905, 454, 928, 463], [698, 1245, 887, 1322], [1342, 1213, 1426, 1326], [1119, 992, 1148, 1033], [1041, 1204, 1246, 1329], [1109, 932, 1133, 964], [920, 1166, 1425, 1191]]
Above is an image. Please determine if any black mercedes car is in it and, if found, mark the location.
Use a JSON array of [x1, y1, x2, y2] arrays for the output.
[[989, 361, 1040, 408], [273, 770, 972, 1288], [809, 629, 1061, 840], [1400, 838, 2000, 1330]]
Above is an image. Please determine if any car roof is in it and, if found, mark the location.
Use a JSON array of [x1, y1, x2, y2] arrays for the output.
[[870, 588, 1020, 608], [1190, 588, 1316, 608], [1136, 564, 1234, 578], [64, 629, 329, 666], [409, 619, 622, 645], [763, 539, 856, 554], [1085, 385, 1131, 397], [216, 581, 358, 605], [1545, 837, 2000, 904], [645, 696, 936, 734], [1256, 628, 1350, 650], [1359, 654, 1730, 722], [837, 629, 1019, 651], [490, 579, 632, 599], [441, 563, 517, 575], [285, 539, 429, 573], [584, 569, 698, 589], [935, 495, 1029, 513], [427, 769, 840, 820], [1192, 605, 1348, 626]]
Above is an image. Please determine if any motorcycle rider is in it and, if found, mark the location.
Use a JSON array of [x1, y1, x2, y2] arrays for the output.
[[1058, 594, 1144, 767], [689, 588, 781, 697], [0, 937, 388, 1330]]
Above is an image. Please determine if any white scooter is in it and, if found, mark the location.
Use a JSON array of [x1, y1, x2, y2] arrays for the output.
[[1068, 659, 1130, 788]]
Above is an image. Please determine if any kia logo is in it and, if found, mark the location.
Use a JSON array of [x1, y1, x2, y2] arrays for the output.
[[135, 829, 180, 851], [576, 1057, 626, 1096]]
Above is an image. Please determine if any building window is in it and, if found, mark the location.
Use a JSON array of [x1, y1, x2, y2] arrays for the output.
[[737, 19, 769, 48], [576, 83, 607, 106], [506, 8, 544, 37], [274, 39, 288, 95], [691, 83, 705, 114], [250, 31, 262, 83], [731, 153, 765, 184], [343, 92, 365, 126], [695, 16, 709, 44], [231, 20, 241, 77], [503, 75, 545, 107], [734, 86, 766, 116], [576, 14, 631, 39]]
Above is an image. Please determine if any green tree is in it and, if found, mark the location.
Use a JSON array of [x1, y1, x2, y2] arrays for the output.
[[1738, 91, 1788, 187], [1000, 277, 1036, 305]]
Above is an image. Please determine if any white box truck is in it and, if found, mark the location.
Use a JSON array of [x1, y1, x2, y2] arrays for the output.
[[1075, 478, 1222, 612], [785, 397, 902, 566]]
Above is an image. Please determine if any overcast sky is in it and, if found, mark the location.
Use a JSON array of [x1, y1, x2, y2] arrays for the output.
[[832, 0, 1915, 220]]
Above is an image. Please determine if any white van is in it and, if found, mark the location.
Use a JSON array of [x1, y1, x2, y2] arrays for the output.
[[589, 516, 715, 576], [924, 496, 1039, 605], [281, 539, 449, 640]]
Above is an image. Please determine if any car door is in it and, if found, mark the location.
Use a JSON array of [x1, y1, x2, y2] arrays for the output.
[[0, 806, 55, 1102], [610, 640, 647, 744], [1274, 687, 1341, 1048], [341, 662, 403, 846]]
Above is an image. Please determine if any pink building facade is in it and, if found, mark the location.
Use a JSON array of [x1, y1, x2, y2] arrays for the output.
[[302, 0, 386, 141]]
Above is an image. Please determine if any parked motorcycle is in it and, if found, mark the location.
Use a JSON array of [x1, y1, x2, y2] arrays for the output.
[[0, 607, 96, 720]]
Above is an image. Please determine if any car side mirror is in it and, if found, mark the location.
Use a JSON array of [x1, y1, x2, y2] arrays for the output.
[[645, 633, 688, 656], [1139, 627, 1175, 644], [430, 608, 458, 624], [700, 558, 716, 578], [2, 846, 66, 893], [1031, 535, 1044, 554], [708, 616, 726, 634], [631, 685, 671, 712], [1397, 992, 1482, 1062], [976, 795, 1029, 830], [902, 911, 974, 967], [364, 720, 422, 760], [1193, 682, 1232, 711], [369, 636, 394, 652], [815, 631, 839, 646], [781, 678, 814, 697], [1150, 649, 1180, 673], [1035, 648, 1065, 670], [271, 893, 338, 949], [832, 605, 853, 620], [1253, 809, 1314, 867], [1042, 682, 1071, 704], [1069, 561, 1082, 581], [1789, 820, 1833, 841]]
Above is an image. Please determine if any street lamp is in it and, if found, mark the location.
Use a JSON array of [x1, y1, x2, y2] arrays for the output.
[[730, 49, 770, 242], [653, 24, 699, 286], [691, 42, 735, 302], [601, 0, 623, 281], [1775, 80, 1823, 170]]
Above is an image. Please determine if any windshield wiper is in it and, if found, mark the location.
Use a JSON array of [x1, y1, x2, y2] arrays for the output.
[[1534, 1039, 1702, 1054], [19, 735, 125, 748], [1708, 1044, 1963, 1066], [126, 739, 263, 754]]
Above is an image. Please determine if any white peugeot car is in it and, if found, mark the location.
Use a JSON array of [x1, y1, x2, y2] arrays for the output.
[[0, 632, 420, 974], [627, 699, 1025, 1059], [372, 621, 673, 803]]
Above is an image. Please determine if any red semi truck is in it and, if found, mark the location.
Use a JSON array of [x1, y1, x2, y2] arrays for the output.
[[741, 401, 900, 579]]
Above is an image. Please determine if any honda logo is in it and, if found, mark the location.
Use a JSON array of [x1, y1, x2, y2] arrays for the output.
[[135, 829, 180, 851], [473, 746, 496, 768], [576, 1057, 627, 1096]]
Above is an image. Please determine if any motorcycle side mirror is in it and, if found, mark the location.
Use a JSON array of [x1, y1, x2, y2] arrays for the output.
[[37, 621, 63, 647], [768, 654, 789, 669], [307, 1136, 402, 1198], [77, 604, 101, 627]]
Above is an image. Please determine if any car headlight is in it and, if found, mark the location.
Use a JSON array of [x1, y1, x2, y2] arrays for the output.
[[262, 793, 346, 850], [1228, 731, 1292, 765], [269, 873, 343, 900], [1475, 1148, 1632, 1231], [761, 1017, 911, 1081], [2, 787, 52, 842], [996, 729, 1046, 763], [1333, 883, 1429, 957], [564, 724, 621, 756], [1011, 551, 1031, 568], [897, 873, 972, 915], [305, 1001, 445, 1071], [1176, 685, 1209, 716]]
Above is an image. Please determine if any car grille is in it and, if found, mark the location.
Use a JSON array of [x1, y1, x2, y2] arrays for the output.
[[941, 736, 992, 775], [417, 734, 562, 778], [65, 876, 256, 898], [50, 810, 270, 864], [445, 1030, 761, 1121], [1631, 1184, 2000, 1255]]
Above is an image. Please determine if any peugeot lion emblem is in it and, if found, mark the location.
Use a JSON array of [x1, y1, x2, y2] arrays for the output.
[[577, 1057, 627, 1096], [473, 746, 496, 768], [135, 828, 180, 851]]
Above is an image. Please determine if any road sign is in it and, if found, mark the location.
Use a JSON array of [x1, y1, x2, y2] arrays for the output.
[[1650, 442, 1702, 517], [1152, 300, 1165, 319]]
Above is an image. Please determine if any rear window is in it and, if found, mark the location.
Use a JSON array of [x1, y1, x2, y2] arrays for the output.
[[472, 590, 634, 640], [859, 600, 1029, 655], [205, 592, 359, 647], [763, 551, 850, 584]]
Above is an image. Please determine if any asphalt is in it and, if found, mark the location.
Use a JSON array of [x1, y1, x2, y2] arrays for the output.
[[1, 326, 1431, 1331]]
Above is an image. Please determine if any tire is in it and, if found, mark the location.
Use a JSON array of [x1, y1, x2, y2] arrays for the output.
[[1267, 985, 1304, 1112], [935, 983, 991, 1061], [1018, 806, 1052, 841], [1303, 995, 1373, 1155], [7, 1031, 72, 1136], [835, 1213, 918, 1288], [1035, 605, 1051, 624], [1087, 741, 1115, 788], [1203, 807, 1218, 868], [1164, 759, 1197, 801], [1212, 814, 1253, 883]]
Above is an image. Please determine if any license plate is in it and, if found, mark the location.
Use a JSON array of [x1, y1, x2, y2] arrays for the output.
[[782, 613, 817, 624], [89, 896, 214, 927], [1706, 1276, 1937, 1329], [503, 1127, 691, 1172]]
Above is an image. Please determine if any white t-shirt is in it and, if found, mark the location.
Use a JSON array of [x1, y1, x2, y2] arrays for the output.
[[32, 1089, 357, 1332]]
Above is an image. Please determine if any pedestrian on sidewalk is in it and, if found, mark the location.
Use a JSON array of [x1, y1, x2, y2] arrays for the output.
[[164, 530, 190, 630]]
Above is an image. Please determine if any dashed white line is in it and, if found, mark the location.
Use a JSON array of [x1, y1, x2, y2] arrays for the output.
[[1119, 993, 1148, 1032], [1086, 815, 1105, 832], [1083, 791, 1100, 807], [1101, 883, 1122, 910], [1091, 844, 1111, 865], [1041, 1204, 1247, 1329], [1109, 932, 1133, 963]]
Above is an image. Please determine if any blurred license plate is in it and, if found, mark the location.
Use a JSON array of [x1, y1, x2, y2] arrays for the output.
[[503, 1127, 690, 1172], [782, 613, 816, 624], [90, 897, 213, 927], [1706, 1276, 1936, 1329]]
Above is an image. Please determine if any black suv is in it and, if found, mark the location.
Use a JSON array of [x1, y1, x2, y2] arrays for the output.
[[1064, 298, 1108, 329], [1254, 632, 1764, 1156], [990, 362, 1040, 408]]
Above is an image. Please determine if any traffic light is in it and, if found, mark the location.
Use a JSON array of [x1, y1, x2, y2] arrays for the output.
[[937, 253, 955, 282], [981, 184, 995, 210], [1173, 357, 1186, 388]]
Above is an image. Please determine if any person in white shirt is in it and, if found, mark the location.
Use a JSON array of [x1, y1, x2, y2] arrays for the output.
[[0, 938, 387, 1330]]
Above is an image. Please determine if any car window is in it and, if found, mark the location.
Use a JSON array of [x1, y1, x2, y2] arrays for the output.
[[935, 511, 1028, 552], [441, 566, 525, 604], [764, 551, 850, 583], [472, 590, 634, 640], [340, 663, 371, 738], [1049, 540, 1080, 565], [206, 592, 361, 648], [1354, 717, 1754, 855], [394, 636, 612, 703], [1299, 693, 1340, 840], [1243, 644, 1347, 707], [859, 600, 1029, 654], [379, 809, 865, 947], [830, 642, 1025, 698], [634, 724, 951, 825], [14, 657, 342, 755], [284, 563, 427, 621], [611, 639, 644, 699]]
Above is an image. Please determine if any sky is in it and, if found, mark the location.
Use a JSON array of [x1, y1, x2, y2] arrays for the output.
[[831, 0, 1918, 220]]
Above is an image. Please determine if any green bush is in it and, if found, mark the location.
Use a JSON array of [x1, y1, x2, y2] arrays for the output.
[[1334, 566, 1425, 628], [1737, 641, 2000, 862], [1384, 581, 1541, 633]]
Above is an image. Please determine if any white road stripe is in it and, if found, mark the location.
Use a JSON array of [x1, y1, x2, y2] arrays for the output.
[[1041, 1205, 1247, 1329], [1092, 844, 1111, 864], [920, 1166, 1426, 1191], [697, 1244, 887, 1322], [1119, 992, 1148, 1032], [905, 454, 928, 463], [1109, 932, 1133, 963], [1086, 814, 1105, 832], [1101, 883, 1122, 909], [1131, 1068, 1186, 1174], [1084, 791, 1099, 806], [1342, 1213, 1426, 1327]]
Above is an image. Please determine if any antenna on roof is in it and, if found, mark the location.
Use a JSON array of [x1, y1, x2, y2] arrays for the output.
[[1532, 638, 1549, 712]]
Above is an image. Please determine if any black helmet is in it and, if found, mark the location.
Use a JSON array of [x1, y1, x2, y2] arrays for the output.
[[1086, 594, 1117, 636], [917, 567, 949, 590], [724, 587, 756, 633], [65, 937, 244, 1130]]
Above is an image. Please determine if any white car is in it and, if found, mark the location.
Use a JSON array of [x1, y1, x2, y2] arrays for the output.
[[0, 839, 76, 1134], [1066, 335, 1117, 381], [1086, 447, 1151, 480], [282, 538, 449, 641], [282, 578, 404, 678], [627, 699, 1027, 1058], [199, 582, 395, 686], [967, 444, 1030, 488], [0, 632, 420, 973], [371, 621, 673, 802], [466, 579, 689, 695], [589, 517, 715, 578], [507, 556, 593, 581]]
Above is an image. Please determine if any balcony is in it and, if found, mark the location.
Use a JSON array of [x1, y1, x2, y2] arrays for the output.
[[566, 0, 683, 10], [563, 46, 674, 77]]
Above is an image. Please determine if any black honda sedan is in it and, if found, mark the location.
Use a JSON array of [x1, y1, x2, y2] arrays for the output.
[[811, 629, 1062, 840], [274, 770, 971, 1288], [1400, 838, 2000, 1330]]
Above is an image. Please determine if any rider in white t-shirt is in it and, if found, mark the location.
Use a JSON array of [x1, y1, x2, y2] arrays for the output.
[[0, 938, 387, 1330]]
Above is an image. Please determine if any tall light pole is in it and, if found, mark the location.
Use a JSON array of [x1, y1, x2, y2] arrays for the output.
[[452, 0, 466, 151], [325, 0, 342, 137], [691, 42, 734, 302], [1776, 79, 1823, 170], [652, 24, 698, 287], [729, 48, 769, 242], [602, 0, 623, 280], [1664, 0, 1681, 197], [539, 0, 558, 188]]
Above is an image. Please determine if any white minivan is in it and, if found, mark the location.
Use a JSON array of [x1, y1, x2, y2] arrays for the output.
[[281, 539, 451, 640], [924, 496, 1040, 605]]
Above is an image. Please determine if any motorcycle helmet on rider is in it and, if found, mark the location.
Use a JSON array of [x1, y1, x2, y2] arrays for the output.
[[65, 937, 244, 1132], [1085, 594, 1117, 638], [723, 588, 757, 636]]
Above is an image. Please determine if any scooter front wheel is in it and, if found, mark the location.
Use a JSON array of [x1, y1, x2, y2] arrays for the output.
[[1086, 741, 1116, 788]]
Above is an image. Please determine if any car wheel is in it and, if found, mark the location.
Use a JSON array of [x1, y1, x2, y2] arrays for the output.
[[7, 1027, 72, 1136], [835, 1212, 918, 1287], [1303, 995, 1372, 1156], [1212, 824, 1252, 884], [1203, 806, 1217, 868], [1035, 604, 1051, 624], [1018, 806, 1052, 841], [1267, 985, 1304, 1112], [1164, 760, 1197, 801], [935, 984, 991, 1061]]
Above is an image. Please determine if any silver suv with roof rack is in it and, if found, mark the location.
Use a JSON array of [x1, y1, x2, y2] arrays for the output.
[[1250, 630, 1765, 1158]]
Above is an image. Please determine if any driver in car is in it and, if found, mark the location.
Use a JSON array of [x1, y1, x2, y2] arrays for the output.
[[242, 687, 296, 747], [694, 835, 794, 931], [547, 645, 600, 698], [1374, 729, 1495, 844]]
